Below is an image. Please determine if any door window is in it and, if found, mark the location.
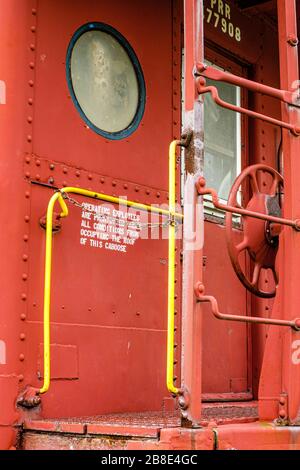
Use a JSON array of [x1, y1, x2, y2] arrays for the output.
[[204, 61, 241, 211]]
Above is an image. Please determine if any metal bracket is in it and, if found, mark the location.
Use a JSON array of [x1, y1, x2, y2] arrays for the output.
[[278, 393, 289, 423], [17, 386, 41, 409], [39, 212, 62, 232]]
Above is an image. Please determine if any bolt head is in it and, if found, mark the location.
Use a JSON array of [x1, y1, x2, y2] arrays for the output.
[[279, 410, 286, 419]]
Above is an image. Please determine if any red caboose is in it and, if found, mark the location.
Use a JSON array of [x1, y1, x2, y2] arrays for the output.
[[1, 0, 300, 450]]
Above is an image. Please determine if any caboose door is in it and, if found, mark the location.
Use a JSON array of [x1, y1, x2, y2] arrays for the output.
[[25, 0, 181, 418]]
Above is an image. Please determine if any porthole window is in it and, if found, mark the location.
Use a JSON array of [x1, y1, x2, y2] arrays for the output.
[[66, 23, 146, 139]]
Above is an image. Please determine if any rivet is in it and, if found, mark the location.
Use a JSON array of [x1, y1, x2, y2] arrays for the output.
[[287, 35, 299, 47], [63, 167, 68, 174], [28, 80, 34, 87], [100, 177, 105, 184], [174, 294, 178, 299], [20, 314, 26, 321], [35, 159, 40, 166], [62, 181, 67, 187], [30, 44, 35, 51], [33, 302, 37, 307], [20, 333, 26, 341], [122, 183, 128, 190], [174, 310, 178, 315], [32, 8, 37, 15], [146, 189, 150, 195], [19, 354, 25, 362], [136, 311, 141, 316], [27, 116, 33, 123], [28, 98, 33, 105], [22, 254, 28, 261], [135, 186, 139, 192], [25, 172, 31, 180], [279, 397, 286, 405], [22, 273, 28, 281], [23, 234, 29, 242], [21, 293, 27, 301], [112, 181, 117, 187], [29, 62, 35, 69], [88, 174, 93, 180], [36, 174, 41, 181], [48, 177, 54, 184], [88, 307, 92, 312], [156, 192, 161, 198], [24, 215, 30, 222], [61, 306, 65, 310], [25, 191, 30, 199], [76, 170, 80, 177], [49, 163, 55, 170], [27, 135, 32, 142], [25, 156, 31, 164], [30, 26, 36, 33], [279, 410, 286, 419], [18, 375, 24, 382]]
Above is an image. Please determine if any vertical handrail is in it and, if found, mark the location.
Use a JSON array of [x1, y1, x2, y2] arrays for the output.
[[167, 140, 181, 395], [39, 193, 69, 394]]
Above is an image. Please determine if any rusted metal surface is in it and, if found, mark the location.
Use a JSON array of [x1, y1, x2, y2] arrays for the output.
[[21, 414, 300, 450], [216, 422, 300, 450]]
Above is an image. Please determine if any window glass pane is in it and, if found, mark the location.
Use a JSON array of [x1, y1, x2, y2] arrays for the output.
[[70, 30, 139, 133], [204, 63, 241, 201]]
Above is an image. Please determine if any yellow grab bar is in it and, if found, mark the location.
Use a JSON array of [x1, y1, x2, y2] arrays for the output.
[[166, 140, 181, 395], [40, 183, 183, 394]]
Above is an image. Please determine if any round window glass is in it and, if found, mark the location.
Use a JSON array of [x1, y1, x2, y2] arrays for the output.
[[66, 23, 145, 139]]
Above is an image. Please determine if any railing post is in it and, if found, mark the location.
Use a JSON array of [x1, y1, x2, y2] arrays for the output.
[[180, 0, 204, 426]]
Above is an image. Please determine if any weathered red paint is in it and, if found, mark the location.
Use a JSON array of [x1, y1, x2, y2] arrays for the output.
[[1, 0, 300, 451]]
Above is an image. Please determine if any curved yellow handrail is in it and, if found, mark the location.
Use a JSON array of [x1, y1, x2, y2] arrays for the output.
[[39, 176, 183, 394]]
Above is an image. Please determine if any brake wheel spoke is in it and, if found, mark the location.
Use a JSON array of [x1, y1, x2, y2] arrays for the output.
[[251, 262, 262, 288]]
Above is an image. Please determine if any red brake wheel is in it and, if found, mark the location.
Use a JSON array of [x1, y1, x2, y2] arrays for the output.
[[225, 164, 283, 298]]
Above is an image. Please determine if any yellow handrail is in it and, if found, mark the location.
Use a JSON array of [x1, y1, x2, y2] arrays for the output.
[[166, 140, 181, 395], [39, 175, 183, 394]]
